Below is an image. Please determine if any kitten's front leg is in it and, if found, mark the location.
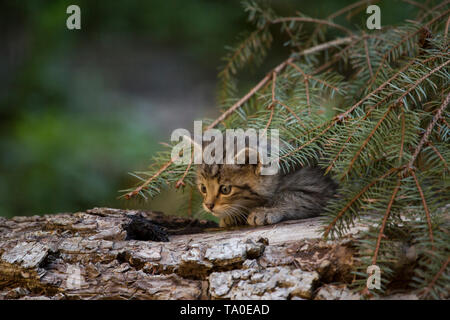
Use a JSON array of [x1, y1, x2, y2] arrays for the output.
[[219, 216, 233, 228], [247, 207, 284, 226], [219, 215, 243, 228]]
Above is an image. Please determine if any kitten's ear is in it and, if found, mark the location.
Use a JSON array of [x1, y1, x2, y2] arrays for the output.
[[234, 147, 262, 175]]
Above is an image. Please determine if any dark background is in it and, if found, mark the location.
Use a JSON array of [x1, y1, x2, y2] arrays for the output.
[[0, 0, 418, 218]]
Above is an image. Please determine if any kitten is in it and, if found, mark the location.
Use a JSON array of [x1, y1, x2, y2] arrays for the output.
[[196, 148, 337, 228]]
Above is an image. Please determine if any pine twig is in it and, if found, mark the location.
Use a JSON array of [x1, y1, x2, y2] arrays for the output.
[[343, 105, 394, 178], [325, 94, 393, 174], [220, 29, 262, 79], [331, 0, 379, 21], [125, 36, 363, 200], [363, 33, 374, 79], [343, 60, 449, 178], [416, 0, 450, 23], [263, 72, 278, 133], [207, 58, 292, 130], [421, 256, 450, 299], [368, 9, 450, 90], [340, 55, 441, 121], [445, 15, 450, 39], [325, 128, 355, 175], [299, 36, 355, 57], [175, 153, 194, 188], [275, 99, 307, 128], [371, 177, 402, 266], [124, 160, 173, 199], [288, 61, 340, 90], [399, 106, 406, 162], [281, 121, 335, 159], [410, 170, 435, 250], [208, 36, 356, 130], [307, 0, 379, 47], [264, 106, 275, 132], [271, 16, 354, 35], [406, 91, 450, 170], [427, 142, 448, 170], [396, 59, 450, 105], [323, 167, 400, 238], [311, 39, 361, 75]]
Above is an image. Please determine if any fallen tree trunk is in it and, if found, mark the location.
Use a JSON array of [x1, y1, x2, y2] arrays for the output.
[[0, 207, 415, 300]]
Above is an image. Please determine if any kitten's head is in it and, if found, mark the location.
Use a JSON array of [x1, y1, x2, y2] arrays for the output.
[[196, 149, 277, 222]]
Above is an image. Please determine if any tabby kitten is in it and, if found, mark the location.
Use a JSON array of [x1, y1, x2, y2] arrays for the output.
[[196, 150, 337, 228]]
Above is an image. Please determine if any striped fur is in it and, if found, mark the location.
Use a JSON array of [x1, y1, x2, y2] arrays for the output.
[[196, 160, 337, 227]]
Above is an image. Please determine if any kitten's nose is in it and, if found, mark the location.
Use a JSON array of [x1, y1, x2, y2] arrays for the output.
[[206, 203, 215, 210]]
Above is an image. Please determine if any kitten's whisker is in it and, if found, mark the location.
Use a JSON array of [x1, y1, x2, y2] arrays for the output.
[[225, 209, 236, 226], [225, 205, 248, 224]]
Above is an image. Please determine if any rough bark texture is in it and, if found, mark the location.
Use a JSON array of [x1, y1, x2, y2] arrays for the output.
[[0, 207, 414, 300]]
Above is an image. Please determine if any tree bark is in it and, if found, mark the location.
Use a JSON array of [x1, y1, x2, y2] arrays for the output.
[[0, 207, 409, 300]]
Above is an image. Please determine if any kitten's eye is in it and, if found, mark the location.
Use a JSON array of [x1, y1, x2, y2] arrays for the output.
[[200, 184, 207, 194], [220, 185, 232, 195]]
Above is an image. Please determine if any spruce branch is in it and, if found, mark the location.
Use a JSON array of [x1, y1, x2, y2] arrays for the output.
[[445, 15, 450, 39], [271, 16, 354, 36], [311, 39, 361, 75], [363, 33, 374, 79], [324, 96, 391, 175], [342, 54, 443, 121], [344, 105, 395, 178], [323, 167, 399, 238], [410, 170, 435, 249], [175, 153, 194, 189], [263, 106, 275, 132], [416, 0, 450, 23], [288, 62, 340, 91], [123, 2, 450, 298], [280, 121, 335, 159], [307, 0, 380, 47], [209, 36, 356, 130], [275, 99, 307, 128], [421, 257, 450, 298], [372, 177, 402, 266], [330, 0, 379, 21], [298, 36, 355, 57], [288, 63, 311, 108], [286, 53, 446, 175], [396, 59, 450, 106], [406, 91, 450, 170], [220, 29, 264, 79], [124, 159, 173, 199], [123, 35, 359, 199], [208, 58, 291, 130], [427, 142, 448, 170], [368, 9, 450, 89]]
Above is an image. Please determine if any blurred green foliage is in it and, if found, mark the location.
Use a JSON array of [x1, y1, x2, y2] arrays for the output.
[[0, 0, 417, 217], [0, 110, 158, 217], [0, 0, 250, 217]]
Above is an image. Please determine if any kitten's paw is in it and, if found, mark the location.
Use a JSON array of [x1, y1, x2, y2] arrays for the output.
[[247, 208, 283, 226]]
